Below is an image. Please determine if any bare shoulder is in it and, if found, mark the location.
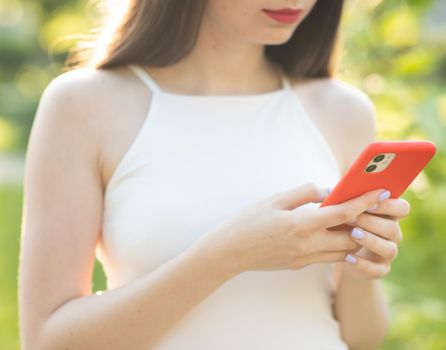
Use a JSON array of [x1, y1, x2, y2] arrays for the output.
[[36, 65, 131, 151], [41, 65, 143, 121], [289, 77, 376, 174], [37, 65, 153, 190], [40, 65, 132, 117], [289, 76, 376, 134]]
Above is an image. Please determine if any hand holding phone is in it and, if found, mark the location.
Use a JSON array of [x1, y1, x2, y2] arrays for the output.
[[320, 140, 436, 231]]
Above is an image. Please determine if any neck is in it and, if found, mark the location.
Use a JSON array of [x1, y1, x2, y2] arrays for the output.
[[142, 15, 283, 96]]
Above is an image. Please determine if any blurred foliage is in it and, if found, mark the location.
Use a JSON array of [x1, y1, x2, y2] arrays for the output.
[[0, 0, 445, 349], [339, 1, 446, 349], [0, 185, 21, 350]]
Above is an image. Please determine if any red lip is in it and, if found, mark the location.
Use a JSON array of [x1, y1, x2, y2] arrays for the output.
[[263, 7, 302, 14], [262, 8, 302, 24]]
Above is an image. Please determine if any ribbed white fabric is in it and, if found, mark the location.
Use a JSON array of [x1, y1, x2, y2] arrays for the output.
[[96, 63, 347, 349]]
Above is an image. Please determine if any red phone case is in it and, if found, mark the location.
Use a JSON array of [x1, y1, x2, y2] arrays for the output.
[[320, 140, 436, 231]]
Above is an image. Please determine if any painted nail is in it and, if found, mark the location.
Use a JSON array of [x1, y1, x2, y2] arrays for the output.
[[345, 254, 357, 264], [351, 227, 365, 240], [379, 190, 391, 202]]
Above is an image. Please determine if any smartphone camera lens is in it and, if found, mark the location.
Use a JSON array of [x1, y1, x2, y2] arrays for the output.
[[366, 165, 377, 172], [373, 154, 385, 162]]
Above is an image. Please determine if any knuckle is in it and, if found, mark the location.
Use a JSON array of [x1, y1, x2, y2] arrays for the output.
[[347, 238, 360, 250], [368, 196, 378, 209], [338, 208, 355, 223]]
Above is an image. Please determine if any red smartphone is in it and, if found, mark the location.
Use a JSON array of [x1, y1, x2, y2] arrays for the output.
[[320, 140, 436, 231]]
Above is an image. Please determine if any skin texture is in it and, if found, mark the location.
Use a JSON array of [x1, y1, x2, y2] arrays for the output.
[[136, 0, 318, 96], [19, 1, 410, 349]]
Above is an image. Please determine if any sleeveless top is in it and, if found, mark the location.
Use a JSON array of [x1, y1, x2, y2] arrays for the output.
[[95, 63, 348, 349]]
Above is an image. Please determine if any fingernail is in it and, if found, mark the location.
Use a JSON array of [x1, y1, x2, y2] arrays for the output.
[[379, 190, 391, 202], [351, 227, 365, 240], [345, 254, 357, 264]]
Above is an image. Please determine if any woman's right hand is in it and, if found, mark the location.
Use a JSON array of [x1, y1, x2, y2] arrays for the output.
[[194, 183, 388, 275]]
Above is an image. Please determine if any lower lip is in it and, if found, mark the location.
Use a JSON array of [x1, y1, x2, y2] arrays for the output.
[[262, 9, 301, 24]]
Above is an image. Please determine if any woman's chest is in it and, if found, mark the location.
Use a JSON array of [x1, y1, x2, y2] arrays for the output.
[[98, 114, 341, 282]]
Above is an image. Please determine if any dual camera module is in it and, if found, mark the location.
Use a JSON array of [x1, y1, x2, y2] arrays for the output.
[[365, 153, 395, 173]]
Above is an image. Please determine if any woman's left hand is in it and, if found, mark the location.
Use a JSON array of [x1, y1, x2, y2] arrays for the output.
[[342, 197, 411, 280]]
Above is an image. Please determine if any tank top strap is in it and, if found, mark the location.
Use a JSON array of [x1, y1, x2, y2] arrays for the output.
[[128, 64, 162, 93], [128, 63, 291, 93]]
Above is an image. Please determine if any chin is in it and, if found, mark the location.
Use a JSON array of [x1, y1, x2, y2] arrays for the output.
[[255, 29, 295, 45]]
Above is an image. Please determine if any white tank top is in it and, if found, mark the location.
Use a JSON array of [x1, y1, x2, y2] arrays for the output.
[[96, 63, 347, 349]]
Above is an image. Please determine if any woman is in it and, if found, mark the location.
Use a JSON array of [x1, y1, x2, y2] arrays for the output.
[[19, 0, 410, 349]]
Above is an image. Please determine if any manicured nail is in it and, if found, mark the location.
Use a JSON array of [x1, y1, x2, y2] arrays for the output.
[[351, 227, 365, 240], [345, 254, 357, 264], [379, 190, 391, 202]]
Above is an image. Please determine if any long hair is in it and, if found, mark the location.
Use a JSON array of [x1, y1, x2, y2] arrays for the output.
[[66, 0, 345, 79]]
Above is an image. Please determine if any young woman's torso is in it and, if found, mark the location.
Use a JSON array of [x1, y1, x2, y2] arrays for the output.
[[65, 63, 371, 349]]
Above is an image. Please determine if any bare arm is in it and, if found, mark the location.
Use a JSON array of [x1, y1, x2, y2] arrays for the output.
[[328, 81, 390, 349], [39, 239, 235, 350], [18, 72, 237, 350], [334, 268, 390, 350]]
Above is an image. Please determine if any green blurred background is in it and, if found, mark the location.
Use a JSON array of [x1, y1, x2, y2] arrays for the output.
[[1, 0, 445, 349]]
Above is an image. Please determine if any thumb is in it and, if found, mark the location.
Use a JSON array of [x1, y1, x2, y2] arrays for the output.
[[271, 182, 330, 210]]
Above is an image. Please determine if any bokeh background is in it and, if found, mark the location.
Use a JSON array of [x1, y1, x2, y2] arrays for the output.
[[1, 0, 445, 349]]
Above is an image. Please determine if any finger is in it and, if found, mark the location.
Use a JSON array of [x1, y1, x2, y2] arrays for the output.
[[314, 188, 390, 229], [272, 182, 330, 210], [350, 227, 398, 261], [311, 229, 361, 252], [344, 253, 391, 279], [354, 214, 403, 243], [366, 198, 411, 218], [296, 250, 351, 268]]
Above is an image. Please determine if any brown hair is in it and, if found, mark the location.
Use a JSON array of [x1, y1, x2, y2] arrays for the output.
[[66, 0, 345, 79]]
